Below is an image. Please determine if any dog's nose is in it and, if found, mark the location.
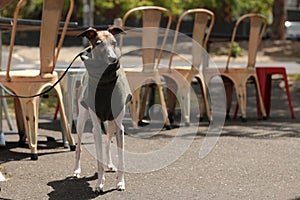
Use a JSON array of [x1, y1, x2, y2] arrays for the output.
[[108, 56, 117, 63]]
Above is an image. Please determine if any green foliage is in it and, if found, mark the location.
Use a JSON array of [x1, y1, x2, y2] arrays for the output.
[[228, 42, 243, 58], [232, 0, 273, 21], [92, 0, 184, 22], [1, 0, 274, 23], [1, 0, 73, 19], [1, 0, 42, 18], [183, 0, 273, 22]]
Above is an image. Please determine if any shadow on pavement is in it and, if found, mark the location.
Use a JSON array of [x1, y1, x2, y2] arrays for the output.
[[0, 139, 69, 164], [47, 173, 116, 200]]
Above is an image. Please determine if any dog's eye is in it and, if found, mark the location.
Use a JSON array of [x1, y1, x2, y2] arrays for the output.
[[96, 40, 104, 46]]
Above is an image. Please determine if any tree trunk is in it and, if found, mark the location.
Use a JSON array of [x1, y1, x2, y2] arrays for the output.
[[271, 0, 286, 40]]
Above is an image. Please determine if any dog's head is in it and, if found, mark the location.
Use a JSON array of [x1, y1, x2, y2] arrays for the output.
[[78, 26, 125, 64]]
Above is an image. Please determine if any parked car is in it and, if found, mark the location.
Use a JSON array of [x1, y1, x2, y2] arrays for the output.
[[285, 21, 300, 40]]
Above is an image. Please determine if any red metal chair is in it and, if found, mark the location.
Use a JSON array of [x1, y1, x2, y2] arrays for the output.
[[256, 66, 295, 119], [233, 66, 295, 119]]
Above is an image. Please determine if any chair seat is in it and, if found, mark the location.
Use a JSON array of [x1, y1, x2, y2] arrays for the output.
[[171, 66, 196, 73], [171, 66, 192, 70], [217, 67, 256, 73], [205, 67, 256, 80], [124, 67, 148, 72]]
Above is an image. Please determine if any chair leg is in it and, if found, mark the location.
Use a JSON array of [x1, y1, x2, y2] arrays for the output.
[[18, 97, 39, 160], [256, 70, 268, 119], [157, 83, 171, 129], [199, 78, 212, 122], [53, 102, 59, 120], [166, 88, 176, 124], [139, 84, 150, 121], [13, 98, 26, 146], [165, 76, 178, 125], [224, 80, 233, 119], [233, 103, 239, 119], [235, 84, 247, 121], [54, 84, 75, 150], [282, 72, 296, 119], [263, 75, 272, 117], [129, 87, 141, 127], [178, 84, 190, 126], [254, 77, 267, 119]]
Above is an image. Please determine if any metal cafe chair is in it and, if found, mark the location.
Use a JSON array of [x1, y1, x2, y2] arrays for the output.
[[205, 13, 268, 122], [159, 8, 215, 126], [121, 6, 172, 128], [0, 0, 76, 160]]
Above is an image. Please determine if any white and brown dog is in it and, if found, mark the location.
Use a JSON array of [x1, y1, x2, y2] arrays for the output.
[[73, 26, 131, 193]]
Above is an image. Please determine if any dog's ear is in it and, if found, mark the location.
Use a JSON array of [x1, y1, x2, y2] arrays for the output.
[[77, 27, 97, 40], [108, 26, 125, 35]]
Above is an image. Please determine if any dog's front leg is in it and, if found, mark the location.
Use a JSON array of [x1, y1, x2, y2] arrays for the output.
[[73, 104, 89, 178], [115, 125, 125, 191], [106, 121, 117, 172], [89, 108, 105, 194], [115, 108, 125, 191]]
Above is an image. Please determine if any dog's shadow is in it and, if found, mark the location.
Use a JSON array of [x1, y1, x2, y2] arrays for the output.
[[47, 173, 116, 200]]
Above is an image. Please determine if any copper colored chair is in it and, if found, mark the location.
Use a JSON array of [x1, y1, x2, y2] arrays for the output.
[[205, 13, 267, 121], [0, 0, 76, 160], [121, 6, 172, 128], [160, 8, 215, 125]]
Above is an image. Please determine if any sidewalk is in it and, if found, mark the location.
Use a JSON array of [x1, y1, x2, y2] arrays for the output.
[[4, 39, 300, 66]]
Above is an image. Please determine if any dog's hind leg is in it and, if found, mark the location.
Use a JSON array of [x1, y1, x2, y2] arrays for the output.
[[106, 121, 117, 172], [89, 108, 105, 194], [114, 107, 126, 191], [115, 124, 125, 191], [73, 104, 89, 178]]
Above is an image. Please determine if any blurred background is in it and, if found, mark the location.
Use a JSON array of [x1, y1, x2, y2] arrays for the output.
[[1, 0, 300, 46]]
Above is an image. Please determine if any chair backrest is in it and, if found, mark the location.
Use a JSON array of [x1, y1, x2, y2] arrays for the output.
[[168, 8, 215, 69], [225, 13, 267, 70], [6, 0, 74, 80], [122, 6, 172, 72]]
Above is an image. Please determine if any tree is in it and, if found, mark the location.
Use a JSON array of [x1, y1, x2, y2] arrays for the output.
[[0, 0, 15, 9], [271, 0, 286, 40], [0, 0, 277, 28]]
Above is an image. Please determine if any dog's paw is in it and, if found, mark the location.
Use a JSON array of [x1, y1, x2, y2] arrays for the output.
[[95, 177, 105, 194], [94, 186, 104, 195], [73, 173, 80, 178], [116, 180, 125, 191], [73, 169, 81, 178], [107, 164, 117, 172]]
